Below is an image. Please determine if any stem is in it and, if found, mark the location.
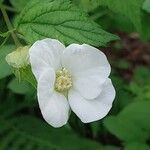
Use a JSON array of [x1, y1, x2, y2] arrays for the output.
[[0, 35, 10, 49], [1, 6, 21, 47], [3, 5, 18, 13]]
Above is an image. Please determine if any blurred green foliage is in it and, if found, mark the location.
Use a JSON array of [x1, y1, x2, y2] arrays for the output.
[[0, 45, 14, 79], [143, 0, 150, 13], [0, 0, 150, 150]]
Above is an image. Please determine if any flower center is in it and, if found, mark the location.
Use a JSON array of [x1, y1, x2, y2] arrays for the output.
[[55, 68, 72, 92]]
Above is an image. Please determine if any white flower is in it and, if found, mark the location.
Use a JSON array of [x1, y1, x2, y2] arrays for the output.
[[29, 38, 116, 128]]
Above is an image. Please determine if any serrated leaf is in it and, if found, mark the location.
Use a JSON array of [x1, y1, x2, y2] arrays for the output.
[[142, 0, 150, 12], [104, 101, 150, 142], [10, 0, 31, 11], [0, 45, 15, 79], [99, 0, 144, 32], [15, 0, 118, 46]]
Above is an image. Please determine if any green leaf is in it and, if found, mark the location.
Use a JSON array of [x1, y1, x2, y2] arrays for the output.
[[0, 45, 15, 79], [133, 66, 150, 84], [72, 0, 100, 12], [0, 95, 102, 150], [10, 0, 31, 11], [0, 115, 103, 150], [0, 95, 33, 119], [104, 101, 150, 142], [124, 143, 150, 150], [104, 116, 148, 143], [128, 82, 150, 101], [103, 146, 120, 150], [15, 0, 118, 46], [0, 0, 3, 5], [8, 78, 35, 95], [142, 0, 150, 13], [141, 12, 150, 40], [127, 66, 150, 101], [110, 75, 132, 112], [113, 59, 130, 69], [99, 0, 144, 32]]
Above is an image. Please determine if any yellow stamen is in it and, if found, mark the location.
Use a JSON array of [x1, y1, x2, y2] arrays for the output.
[[55, 68, 72, 93]]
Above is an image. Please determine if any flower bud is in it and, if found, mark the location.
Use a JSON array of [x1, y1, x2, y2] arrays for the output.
[[6, 46, 30, 68]]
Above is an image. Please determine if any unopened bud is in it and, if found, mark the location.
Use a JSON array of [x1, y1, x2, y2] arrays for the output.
[[6, 46, 30, 68]]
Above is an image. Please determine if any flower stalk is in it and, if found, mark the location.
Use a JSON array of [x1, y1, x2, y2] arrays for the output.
[[0, 5, 21, 47]]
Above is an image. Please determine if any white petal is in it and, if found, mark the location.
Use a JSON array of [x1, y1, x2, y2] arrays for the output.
[[72, 69, 104, 100], [37, 69, 70, 127], [68, 79, 115, 123], [29, 38, 65, 80], [62, 44, 111, 99], [37, 68, 55, 104]]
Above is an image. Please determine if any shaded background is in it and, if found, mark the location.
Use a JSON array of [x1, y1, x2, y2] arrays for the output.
[[0, 0, 150, 150]]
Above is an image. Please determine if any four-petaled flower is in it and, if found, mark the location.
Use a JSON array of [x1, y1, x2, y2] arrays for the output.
[[29, 38, 116, 128]]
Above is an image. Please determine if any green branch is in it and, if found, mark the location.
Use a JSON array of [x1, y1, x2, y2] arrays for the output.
[[0, 5, 21, 47]]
